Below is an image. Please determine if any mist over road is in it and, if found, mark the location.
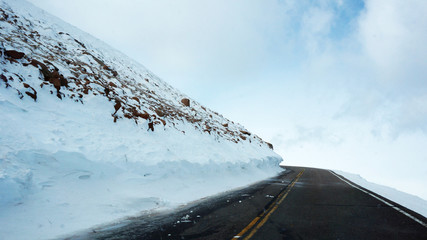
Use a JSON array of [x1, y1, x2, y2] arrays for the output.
[[76, 167, 427, 240]]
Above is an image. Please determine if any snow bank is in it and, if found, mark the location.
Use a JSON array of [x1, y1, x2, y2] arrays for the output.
[[335, 170, 427, 218], [0, 0, 282, 239], [0, 78, 281, 240]]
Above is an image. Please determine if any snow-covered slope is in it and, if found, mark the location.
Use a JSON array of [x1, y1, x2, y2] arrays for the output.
[[0, 0, 282, 239]]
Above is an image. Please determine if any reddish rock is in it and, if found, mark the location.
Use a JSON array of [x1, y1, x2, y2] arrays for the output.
[[60, 76, 68, 87], [155, 109, 165, 117], [138, 112, 150, 119], [30, 59, 50, 80], [222, 123, 229, 128], [104, 87, 110, 96], [114, 100, 121, 113], [240, 130, 251, 135], [74, 39, 86, 49], [39, 82, 49, 88], [5, 50, 25, 59], [1, 74, 8, 85], [51, 70, 60, 79], [29, 61, 67, 88], [181, 98, 190, 107], [25, 91, 37, 101], [131, 96, 140, 103], [108, 82, 117, 88], [148, 121, 154, 131], [51, 78, 61, 89], [83, 87, 89, 94], [17, 90, 23, 99]]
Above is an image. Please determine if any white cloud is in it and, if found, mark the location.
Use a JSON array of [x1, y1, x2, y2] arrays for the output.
[[358, 0, 427, 86]]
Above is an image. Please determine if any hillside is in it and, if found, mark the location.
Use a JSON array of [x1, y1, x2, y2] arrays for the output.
[[0, 0, 282, 239]]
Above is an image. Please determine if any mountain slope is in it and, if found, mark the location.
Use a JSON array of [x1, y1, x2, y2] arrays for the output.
[[0, 0, 282, 239]]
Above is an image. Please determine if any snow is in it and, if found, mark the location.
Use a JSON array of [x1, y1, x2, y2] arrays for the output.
[[335, 170, 427, 218], [0, 0, 282, 239]]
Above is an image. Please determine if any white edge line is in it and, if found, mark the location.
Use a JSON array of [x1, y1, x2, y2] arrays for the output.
[[329, 170, 427, 228]]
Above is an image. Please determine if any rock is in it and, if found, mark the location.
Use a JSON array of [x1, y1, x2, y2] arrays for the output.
[[17, 89, 23, 99], [108, 82, 117, 88], [114, 100, 121, 113], [51, 78, 61, 88], [240, 130, 251, 135], [60, 75, 68, 87], [51, 70, 60, 79], [148, 121, 154, 131], [137, 112, 150, 119], [266, 142, 274, 150], [131, 96, 140, 103], [30, 59, 50, 80], [74, 38, 86, 48], [155, 109, 165, 117], [29, 60, 68, 99], [181, 98, 190, 107], [25, 91, 37, 101], [21, 82, 37, 101], [5, 50, 25, 59], [1, 74, 9, 87]]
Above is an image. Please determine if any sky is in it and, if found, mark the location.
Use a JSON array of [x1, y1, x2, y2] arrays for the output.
[[27, 0, 427, 200]]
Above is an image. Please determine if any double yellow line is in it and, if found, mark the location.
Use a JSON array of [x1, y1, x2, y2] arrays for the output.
[[232, 169, 305, 240]]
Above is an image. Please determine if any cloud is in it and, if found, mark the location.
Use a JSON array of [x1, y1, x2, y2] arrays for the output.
[[358, 0, 427, 86], [333, 0, 427, 136]]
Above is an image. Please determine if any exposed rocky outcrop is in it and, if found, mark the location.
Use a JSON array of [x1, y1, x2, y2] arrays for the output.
[[0, 2, 272, 149], [5, 50, 25, 59], [181, 98, 190, 107]]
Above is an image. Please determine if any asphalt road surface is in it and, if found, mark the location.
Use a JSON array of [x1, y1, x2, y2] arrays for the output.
[[73, 166, 427, 240]]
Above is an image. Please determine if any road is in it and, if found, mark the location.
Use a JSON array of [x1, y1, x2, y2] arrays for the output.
[[73, 166, 427, 240]]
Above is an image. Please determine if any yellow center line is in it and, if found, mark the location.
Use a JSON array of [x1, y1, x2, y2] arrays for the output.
[[232, 169, 305, 240]]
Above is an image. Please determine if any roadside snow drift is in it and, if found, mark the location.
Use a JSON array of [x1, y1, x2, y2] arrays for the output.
[[335, 171, 427, 218], [0, 0, 282, 239]]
